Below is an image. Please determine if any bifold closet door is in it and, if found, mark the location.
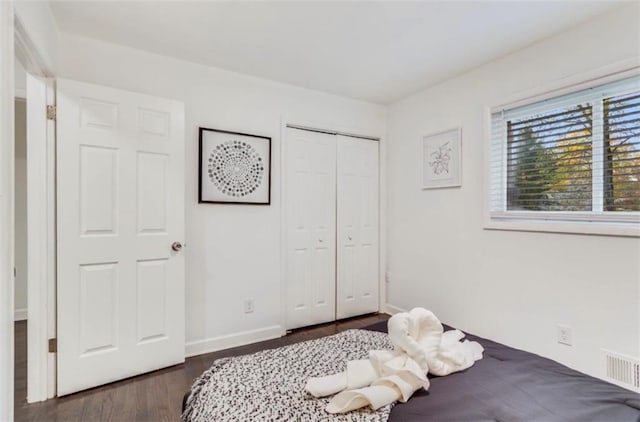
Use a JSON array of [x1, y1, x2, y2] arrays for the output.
[[285, 128, 336, 330], [336, 135, 379, 319]]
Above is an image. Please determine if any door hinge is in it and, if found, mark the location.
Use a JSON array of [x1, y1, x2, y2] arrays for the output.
[[48, 338, 57, 353], [46, 105, 56, 121]]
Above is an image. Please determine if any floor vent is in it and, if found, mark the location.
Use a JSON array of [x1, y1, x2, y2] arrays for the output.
[[603, 349, 640, 392]]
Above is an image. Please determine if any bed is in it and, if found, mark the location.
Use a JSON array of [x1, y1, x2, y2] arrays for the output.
[[183, 320, 640, 421]]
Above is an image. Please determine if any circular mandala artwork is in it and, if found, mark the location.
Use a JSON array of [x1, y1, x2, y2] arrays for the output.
[[208, 140, 264, 197]]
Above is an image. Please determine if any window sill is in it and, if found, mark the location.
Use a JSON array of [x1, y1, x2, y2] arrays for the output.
[[484, 218, 640, 237]]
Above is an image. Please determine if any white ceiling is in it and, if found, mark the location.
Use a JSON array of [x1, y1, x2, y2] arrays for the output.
[[50, 1, 624, 104]]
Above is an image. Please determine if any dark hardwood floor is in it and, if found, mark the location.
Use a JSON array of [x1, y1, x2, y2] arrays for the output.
[[14, 313, 389, 421]]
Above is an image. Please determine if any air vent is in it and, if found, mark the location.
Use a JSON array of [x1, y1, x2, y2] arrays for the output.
[[603, 349, 640, 392]]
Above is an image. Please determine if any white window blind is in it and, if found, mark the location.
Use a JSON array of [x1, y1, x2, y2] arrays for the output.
[[489, 74, 640, 226]]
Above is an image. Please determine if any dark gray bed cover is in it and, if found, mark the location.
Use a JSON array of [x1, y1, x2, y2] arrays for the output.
[[365, 321, 640, 422]]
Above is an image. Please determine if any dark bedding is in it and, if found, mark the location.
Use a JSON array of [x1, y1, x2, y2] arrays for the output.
[[183, 322, 640, 421], [365, 321, 640, 422]]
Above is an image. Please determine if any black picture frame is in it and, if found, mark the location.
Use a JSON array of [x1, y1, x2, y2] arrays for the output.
[[198, 127, 271, 205]]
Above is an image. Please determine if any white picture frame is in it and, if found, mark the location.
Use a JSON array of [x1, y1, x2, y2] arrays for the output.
[[422, 127, 462, 189]]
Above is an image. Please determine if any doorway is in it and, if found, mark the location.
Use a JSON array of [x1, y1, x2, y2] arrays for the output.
[[13, 59, 28, 411], [3, 6, 57, 416]]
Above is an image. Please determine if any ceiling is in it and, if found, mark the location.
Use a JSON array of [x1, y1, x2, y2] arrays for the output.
[[49, 1, 624, 104]]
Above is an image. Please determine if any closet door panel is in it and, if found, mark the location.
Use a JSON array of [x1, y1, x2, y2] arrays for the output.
[[337, 136, 379, 319], [285, 128, 336, 329]]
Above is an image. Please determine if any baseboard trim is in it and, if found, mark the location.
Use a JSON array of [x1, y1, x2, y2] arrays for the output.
[[382, 303, 406, 315], [185, 325, 284, 358], [14, 308, 27, 321]]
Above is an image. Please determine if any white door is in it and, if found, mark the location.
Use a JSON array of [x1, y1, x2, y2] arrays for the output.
[[285, 128, 336, 330], [56, 79, 185, 395], [336, 135, 379, 319]]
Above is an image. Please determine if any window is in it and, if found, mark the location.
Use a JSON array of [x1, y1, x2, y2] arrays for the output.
[[488, 74, 640, 234]]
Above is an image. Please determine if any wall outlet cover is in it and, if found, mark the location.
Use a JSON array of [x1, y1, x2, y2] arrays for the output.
[[557, 324, 572, 346], [244, 299, 255, 314]]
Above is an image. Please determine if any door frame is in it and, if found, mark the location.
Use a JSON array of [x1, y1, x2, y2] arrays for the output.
[[15, 14, 57, 403], [1, 1, 16, 419], [25, 74, 56, 402], [279, 116, 387, 332]]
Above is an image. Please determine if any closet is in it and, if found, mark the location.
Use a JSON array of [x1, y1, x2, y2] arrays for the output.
[[285, 127, 379, 330]]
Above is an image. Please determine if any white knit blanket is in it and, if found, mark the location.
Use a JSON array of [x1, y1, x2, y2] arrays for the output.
[[183, 329, 395, 422]]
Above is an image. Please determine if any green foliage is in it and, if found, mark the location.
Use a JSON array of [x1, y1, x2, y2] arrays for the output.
[[508, 104, 594, 211], [603, 96, 640, 212], [509, 127, 558, 210], [507, 95, 639, 212]]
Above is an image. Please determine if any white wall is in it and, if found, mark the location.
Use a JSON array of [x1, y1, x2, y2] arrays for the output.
[[15, 60, 26, 97], [14, 0, 58, 74], [57, 33, 386, 353], [386, 4, 640, 380], [1, 3, 15, 418], [14, 99, 27, 320]]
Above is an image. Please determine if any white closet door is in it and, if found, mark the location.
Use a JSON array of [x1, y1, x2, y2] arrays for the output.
[[285, 128, 336, 330], [336, 135, 379, 319]]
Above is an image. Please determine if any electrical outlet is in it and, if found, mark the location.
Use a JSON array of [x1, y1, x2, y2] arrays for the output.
[[557, 324, 572, 346], [244, 299, 254, 314], [385, 272, 391, 283]]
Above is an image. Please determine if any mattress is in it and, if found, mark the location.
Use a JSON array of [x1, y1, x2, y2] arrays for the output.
[[183, 321, 640, 421], [365, 321, 640, 422]]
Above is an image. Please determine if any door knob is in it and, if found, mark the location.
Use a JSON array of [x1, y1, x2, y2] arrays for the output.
[[171, 241, 183, 252]]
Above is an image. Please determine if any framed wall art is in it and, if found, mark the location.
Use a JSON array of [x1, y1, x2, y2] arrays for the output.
[[199, 127, 271, 204], [422, 127, 462, 189]]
